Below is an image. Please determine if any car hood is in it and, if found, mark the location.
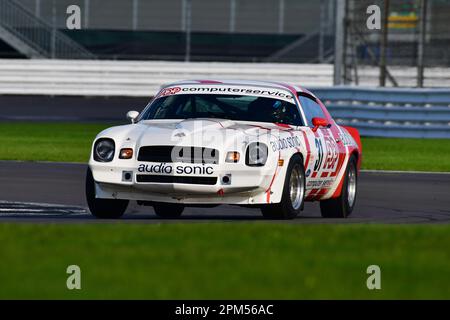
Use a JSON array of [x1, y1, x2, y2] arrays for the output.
[[98, 119, 287, 150]]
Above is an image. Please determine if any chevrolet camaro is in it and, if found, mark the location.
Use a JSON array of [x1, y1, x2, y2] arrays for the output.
[[86, 80, 362, 219]]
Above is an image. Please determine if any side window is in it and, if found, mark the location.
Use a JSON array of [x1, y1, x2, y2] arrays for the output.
[[298, 94, 326, 127], [274, 101, 303, 126]]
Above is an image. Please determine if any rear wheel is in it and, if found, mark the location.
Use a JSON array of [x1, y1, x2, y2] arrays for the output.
[[260, 154, 305, 220], [320, 155, 357, 218], [86, 168, 128, 219], [153, 203, 185, 219]]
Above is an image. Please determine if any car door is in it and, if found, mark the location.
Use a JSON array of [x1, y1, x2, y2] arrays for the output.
[[297, 93, 346, 199]]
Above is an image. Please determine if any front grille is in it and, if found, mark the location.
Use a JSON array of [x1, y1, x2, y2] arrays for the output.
[[136, 175, 217, 185], [138, 146, 219, 164]]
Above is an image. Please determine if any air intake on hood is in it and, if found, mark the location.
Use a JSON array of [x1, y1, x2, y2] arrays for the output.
[[138, 146, 219, 164]]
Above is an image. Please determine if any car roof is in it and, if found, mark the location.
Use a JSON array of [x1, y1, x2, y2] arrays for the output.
[[163, 79, 309, 95]]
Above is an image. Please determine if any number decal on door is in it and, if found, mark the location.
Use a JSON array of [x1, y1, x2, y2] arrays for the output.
[[314, 138, 324, 171]]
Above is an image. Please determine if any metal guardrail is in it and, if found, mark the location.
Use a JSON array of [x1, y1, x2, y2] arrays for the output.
[[311, 87, 450, 138], [0, 0, 95, 59], [0, 59, 448, 138]]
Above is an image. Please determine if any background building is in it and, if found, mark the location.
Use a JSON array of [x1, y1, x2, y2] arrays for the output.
[[0, 0, 335, 61]]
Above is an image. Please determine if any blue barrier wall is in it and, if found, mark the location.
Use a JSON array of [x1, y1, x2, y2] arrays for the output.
[[310, 87, 450, 138]]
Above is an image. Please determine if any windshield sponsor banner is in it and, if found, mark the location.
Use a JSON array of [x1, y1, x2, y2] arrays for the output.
[[157, 85, 295, 103]]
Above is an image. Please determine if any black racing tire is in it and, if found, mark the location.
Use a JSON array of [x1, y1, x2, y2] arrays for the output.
[[320, 155, 358, 218], [260, 154, 305, 220], [153, 202, 185, 219], [85, 168, 128, 219]]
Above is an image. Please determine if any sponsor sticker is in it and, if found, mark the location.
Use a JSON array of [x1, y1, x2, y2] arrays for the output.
[[138, 163, 214, 175], [339, 131, 356, 147], [158, 87, 182, 97], [270, 136, 301, 151], [306, 179, 333, 189]]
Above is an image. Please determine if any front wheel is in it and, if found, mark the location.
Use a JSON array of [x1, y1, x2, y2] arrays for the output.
[[320, 155, 358, 218], [86, 168, 129, 219], [153, 203, 185, 219], [260, 154, 305, 220]]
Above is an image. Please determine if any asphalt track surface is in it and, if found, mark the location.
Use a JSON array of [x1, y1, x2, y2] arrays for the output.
[[1, 95, 450, 223], [0, 161, 449, 224], [0, 95, 147, 122]]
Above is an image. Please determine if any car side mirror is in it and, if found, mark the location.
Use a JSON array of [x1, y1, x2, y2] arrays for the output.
[[312, 117, 329, 132], [126, 110, 140, 124]]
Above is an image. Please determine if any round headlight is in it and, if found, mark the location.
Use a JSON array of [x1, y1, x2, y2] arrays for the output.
[[246, 143, 268, 166], [94, 139, 115, 162]]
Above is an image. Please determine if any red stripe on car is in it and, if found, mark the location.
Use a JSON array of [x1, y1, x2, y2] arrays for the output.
[[301, 131, 311, 168], [265, 151, 281, 203]]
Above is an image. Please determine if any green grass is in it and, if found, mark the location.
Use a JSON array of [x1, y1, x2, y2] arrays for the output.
[[362, 137, 450, 172], [0, 122, 109, 163], [0, 122, 449, 171], [0, 223, 449, 299]]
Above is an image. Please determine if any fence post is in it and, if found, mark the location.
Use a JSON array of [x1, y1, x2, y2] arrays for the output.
[[185, 0, 192, 62], [84, 0, 90, 29], [278, 0, 285, 34], [35, 0, 40, 17], [379, 0, 390, 87], [333, 0, 347, 85], [230, 0, 236, 33], [51, 0, 56, 59], [417, 0, 427, 88], [132, 0, 139, 31]]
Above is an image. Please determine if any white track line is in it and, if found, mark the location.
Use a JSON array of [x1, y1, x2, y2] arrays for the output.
[[0, 200, 87, 214], [361, 169, 450, 175]]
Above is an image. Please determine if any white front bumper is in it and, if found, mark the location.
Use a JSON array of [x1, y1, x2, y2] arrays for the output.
[[90, 160, 277, 204]]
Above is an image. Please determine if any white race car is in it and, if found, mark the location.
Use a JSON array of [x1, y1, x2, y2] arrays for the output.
[[86, 80, 362, 219]]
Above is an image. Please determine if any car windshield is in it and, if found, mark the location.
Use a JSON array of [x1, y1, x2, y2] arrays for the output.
[[140, 94, 303, 126]]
